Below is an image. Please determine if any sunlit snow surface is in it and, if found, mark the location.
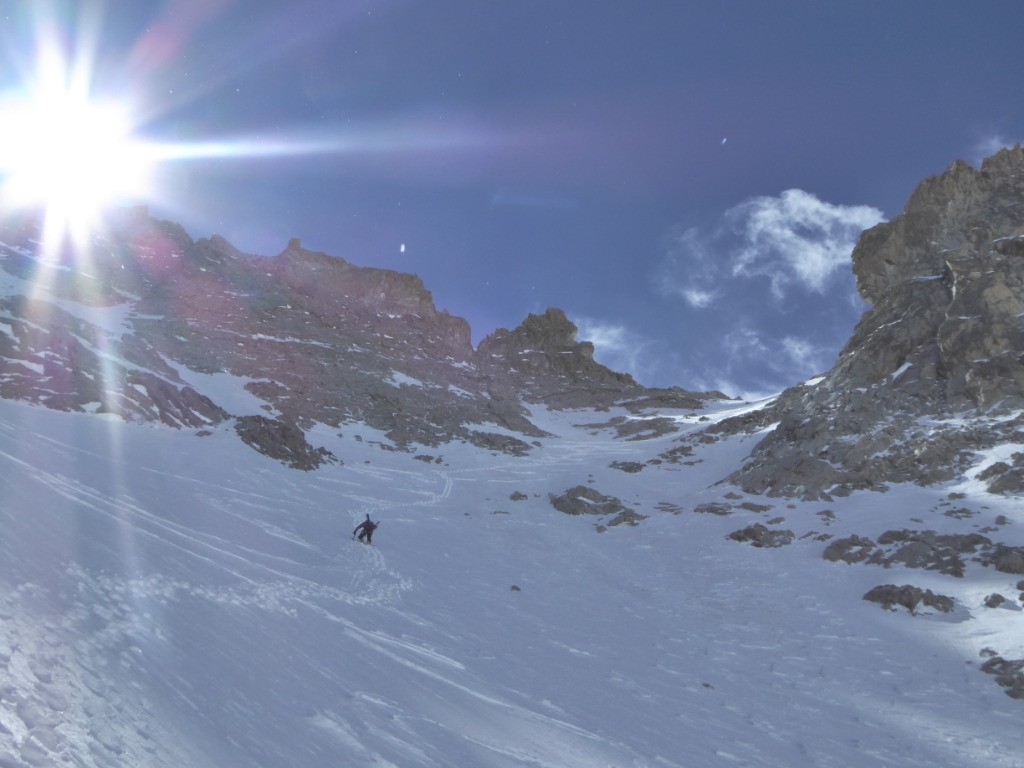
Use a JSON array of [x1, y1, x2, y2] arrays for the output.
[[0, 391, 1023, 767]]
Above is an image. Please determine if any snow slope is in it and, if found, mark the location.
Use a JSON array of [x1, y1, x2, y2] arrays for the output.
[[1, 389, 1023, 767]]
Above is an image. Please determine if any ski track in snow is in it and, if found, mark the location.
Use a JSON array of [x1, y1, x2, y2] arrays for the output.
[[0, 399, 1023, 766]]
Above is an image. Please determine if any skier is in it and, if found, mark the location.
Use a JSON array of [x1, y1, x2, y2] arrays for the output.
[[353, 514, 379, 544]]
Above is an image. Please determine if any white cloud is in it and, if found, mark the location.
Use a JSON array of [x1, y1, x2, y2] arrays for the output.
[[659, 189, 883, 308], [723, 326, 769, 362], [574, 316, 660, 383], [721, 327, 829, 381], [728, 189, 884, 295], [658, 228, 722, 309], [638, 189, 884, 396], [577, 319, 631, 352], [681, 287, 717, 309], [779, 335, 833, 373], [688, 328, 837, 400]]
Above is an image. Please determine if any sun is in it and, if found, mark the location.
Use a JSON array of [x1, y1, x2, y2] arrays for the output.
[[0, 48, 153, 251]]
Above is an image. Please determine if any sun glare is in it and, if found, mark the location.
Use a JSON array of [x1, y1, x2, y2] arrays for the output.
[[0, 5, 497, 258], [0, 46, 153, 251]]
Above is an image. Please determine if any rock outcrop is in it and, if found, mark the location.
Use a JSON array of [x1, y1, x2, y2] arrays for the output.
[[234, 415, 337, 470], [726, 523, 794, 548], [480, 308, 715, 412], [549, 485, 647, 528], [716, 146, 1024, 497], [862, 585, 954, 614], [981, 652, 1024, 699]]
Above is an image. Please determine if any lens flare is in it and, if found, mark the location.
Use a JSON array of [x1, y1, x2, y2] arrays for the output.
[[0, 89, 151, 248], [0, 1, 518, 257], [0, 21, 154, 256]]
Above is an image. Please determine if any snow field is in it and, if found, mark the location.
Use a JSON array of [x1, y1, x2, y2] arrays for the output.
[[0, 397, 1022, 766]]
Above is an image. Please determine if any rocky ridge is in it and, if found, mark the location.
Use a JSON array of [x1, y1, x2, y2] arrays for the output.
[[0, 210, 717, 464]]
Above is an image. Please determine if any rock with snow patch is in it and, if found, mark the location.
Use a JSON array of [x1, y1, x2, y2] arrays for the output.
[[610, 460, 645, 473], [980, 655, 1024, 699], [978, 456, 1024, 495], [549, 485, 646, 527], [988, 545, 1024, 575], [863, 584, 954, 614], [727, 523, 794, 548], [984, 593, 1007, 609], [693, 502, 733, 516], [823, 535, 878, 564], [234, 415, 336, 470]]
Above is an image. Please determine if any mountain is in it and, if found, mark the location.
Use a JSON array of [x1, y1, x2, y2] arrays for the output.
[[0, 150, 1023, 767], [0, 212, 715, 465], [720, 145, 1024, 498]]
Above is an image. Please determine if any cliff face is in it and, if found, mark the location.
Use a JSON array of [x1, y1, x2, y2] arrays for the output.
[[271, 238, 472, 354], [843, 146, 1024, 406], [719, 147, 1024, 498]]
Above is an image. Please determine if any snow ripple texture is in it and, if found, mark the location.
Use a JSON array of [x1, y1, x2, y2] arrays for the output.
[[0, 400, 1023, 767]]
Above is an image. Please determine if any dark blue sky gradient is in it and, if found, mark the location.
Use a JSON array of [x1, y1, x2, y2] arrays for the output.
[[3, 1, 1023, 395]]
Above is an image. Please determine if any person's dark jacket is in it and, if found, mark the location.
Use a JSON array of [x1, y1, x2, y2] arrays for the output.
[[354, 516, 377, 539]]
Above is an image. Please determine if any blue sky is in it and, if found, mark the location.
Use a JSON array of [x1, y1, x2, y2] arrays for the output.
[[3, 1, 1023, 397]]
